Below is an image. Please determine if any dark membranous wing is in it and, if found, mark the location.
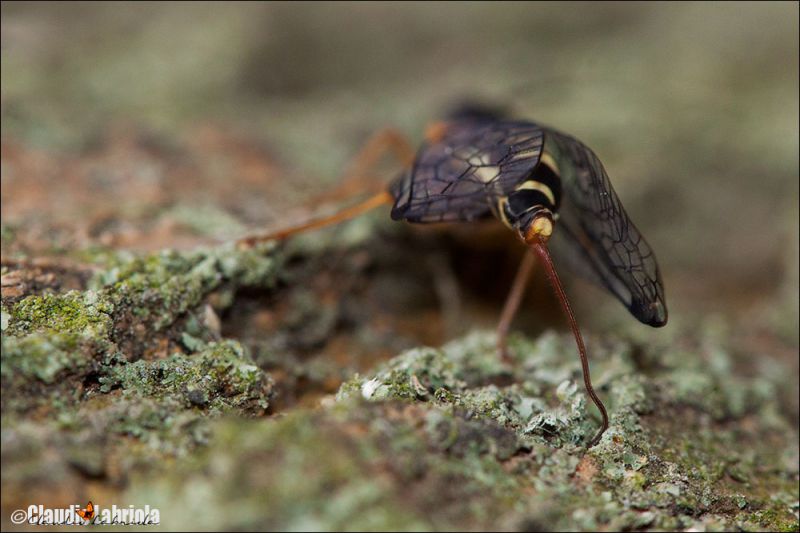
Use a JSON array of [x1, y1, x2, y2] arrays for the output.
[[390, 120, 544, 223], [545, 129, 668, 327]]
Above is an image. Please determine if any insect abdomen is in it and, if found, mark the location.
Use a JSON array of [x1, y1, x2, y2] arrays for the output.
[[494, 152, 562, 229]]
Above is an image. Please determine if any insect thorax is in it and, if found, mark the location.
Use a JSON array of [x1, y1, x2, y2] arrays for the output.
[[492, 150, 562, 240]]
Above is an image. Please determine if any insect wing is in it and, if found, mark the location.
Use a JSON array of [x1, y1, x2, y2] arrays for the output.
[[77, 502, 94, 521], [545, 129, 667, 326], [391, 120, 544, 223]]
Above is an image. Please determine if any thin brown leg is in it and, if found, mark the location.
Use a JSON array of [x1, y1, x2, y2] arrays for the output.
[[311, 128, 415, 205], [346, 128, 416, 176], [530, 239, 609, 447], [496, 249, 537, 363], [237, 128, 414, 248], [237, 190, 394, 248]]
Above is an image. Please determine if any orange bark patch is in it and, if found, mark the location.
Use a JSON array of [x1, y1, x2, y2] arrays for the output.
[[574, 455, 599, 486]]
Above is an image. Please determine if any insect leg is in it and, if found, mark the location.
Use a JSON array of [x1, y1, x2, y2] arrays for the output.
[[237, 190, 393, 248], [236, 128, 412, 248], [495, 249, 537, 363], [530, 238, 609, 447], [312, 128, 415, 204]]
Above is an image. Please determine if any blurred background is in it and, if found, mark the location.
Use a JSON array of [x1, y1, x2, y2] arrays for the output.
[[2, 1, 797, 391]]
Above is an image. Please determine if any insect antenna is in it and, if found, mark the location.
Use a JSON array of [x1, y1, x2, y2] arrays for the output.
[[530, 238, 609, 447], [237, 190, 394, 248]]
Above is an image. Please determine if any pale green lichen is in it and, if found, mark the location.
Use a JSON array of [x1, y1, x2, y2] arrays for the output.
[[338, 332, 605, 447], [1, 244, 281, 501], [1, 308, 10, 331], [6, 290, 113, 337], [1, 243, 797, 531], [330, 330, 798, 531], [99, 340, 272, 415], [1, 332, 92, 384], [92, 243, 279, 332], [1, 243, 280, 423], [123, 400, 527, 531]]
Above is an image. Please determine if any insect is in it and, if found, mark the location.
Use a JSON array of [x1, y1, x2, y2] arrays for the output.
[[76, 501, 95, 522], [239, 107, 667, 446]]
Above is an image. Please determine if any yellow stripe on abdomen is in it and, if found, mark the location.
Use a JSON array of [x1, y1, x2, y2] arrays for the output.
[[514, 180, 556, 207]]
